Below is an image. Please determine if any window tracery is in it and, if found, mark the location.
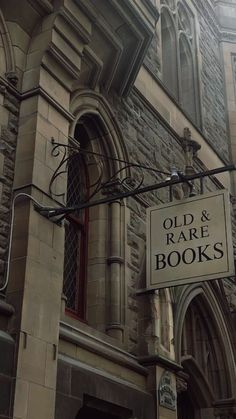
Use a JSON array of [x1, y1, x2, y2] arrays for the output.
[[181, 298, 226, 399], [160, 0, 199, 124], [63, 127, 90, 319], [62, 96, 126, 341]]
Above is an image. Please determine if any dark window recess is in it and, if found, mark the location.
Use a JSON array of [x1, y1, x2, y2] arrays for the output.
[[63, 148, 89, 320]]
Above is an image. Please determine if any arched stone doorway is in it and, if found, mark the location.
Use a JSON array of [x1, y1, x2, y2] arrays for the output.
[[175, 284, 236, 419]]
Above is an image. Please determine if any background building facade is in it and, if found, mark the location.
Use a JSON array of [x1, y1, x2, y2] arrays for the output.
[[0, 0, 236, 418]]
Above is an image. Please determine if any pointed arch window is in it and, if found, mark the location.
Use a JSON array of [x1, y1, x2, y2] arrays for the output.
[[62, 107, 125, 340], [161, 9, 178, 99], [179, 34, 196, 121], [160, 0, 200, 125], [63, 125, 90, 320]]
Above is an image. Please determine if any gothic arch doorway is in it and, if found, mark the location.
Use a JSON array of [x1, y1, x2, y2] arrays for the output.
[[176, 286, 235, 419]]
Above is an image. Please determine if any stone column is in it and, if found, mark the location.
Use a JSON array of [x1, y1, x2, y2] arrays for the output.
[[106, 200, 124, 341], [3, 3, 92, 418]]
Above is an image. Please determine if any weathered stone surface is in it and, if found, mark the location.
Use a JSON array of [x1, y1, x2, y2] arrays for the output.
[[107, 90, 186, 350], [0, 89, 19, 288], [145, 0, 229, 162]]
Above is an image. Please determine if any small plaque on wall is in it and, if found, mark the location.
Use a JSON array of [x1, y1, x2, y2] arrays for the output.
[[159, 371, 176, 411]]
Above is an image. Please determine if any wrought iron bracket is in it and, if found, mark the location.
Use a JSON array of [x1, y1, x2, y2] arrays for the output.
[[48, 137, 171, 204], [34, 163, 236, 220]]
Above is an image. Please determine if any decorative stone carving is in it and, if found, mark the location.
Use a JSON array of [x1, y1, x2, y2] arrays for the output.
[[159, 371, 177, 411], [161, 0, 175, 10], [178, 3, 192, 36]]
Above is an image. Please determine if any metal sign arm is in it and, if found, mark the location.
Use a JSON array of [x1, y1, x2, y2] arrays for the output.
[[34, 164, 236, 219]]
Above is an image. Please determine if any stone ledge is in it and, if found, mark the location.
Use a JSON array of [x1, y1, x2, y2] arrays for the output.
[[138, 354, 182, 372], [59, 321, 148, 376]]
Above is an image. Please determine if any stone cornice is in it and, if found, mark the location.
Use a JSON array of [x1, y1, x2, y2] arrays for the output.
[[59, 321, 149, 376], [0, 76, 75, 122], [138, 354, 182, 372], [220, 30, 236, 42], [78, 0, 159, 95]]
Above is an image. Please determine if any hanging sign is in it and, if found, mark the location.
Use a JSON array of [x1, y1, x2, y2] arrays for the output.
[[146, 190, 234, 289]]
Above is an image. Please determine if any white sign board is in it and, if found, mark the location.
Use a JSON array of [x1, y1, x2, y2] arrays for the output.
[[147, 190, 234, 289]]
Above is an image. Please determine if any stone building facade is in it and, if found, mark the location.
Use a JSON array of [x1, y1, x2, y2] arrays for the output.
[[0, 0, 236, 418]]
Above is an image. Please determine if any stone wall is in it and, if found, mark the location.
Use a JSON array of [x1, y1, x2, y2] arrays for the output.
[[0, 80, 19, 289], [109, 85, 236, 354], [145, 0, 229, 163], [109, 89, 186, 354], [194, 0, 229, 162]]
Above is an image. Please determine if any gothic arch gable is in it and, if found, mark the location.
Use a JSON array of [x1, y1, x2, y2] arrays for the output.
[[175, 282, 236, 400], [0, 9, 16, 79]]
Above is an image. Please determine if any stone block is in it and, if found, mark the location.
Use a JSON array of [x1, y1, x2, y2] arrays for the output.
[[13, 378, 29, 419], [32, 157, 54, 192], [0, 47, 6, 75], [88, 219, 107, 241], [59, 340, 77, 359], [56, 361, 71, 395], [87, 265, 106, 284], [19, 97, 38, 119], [39, 68, 70, 110], [27, 383, 55, 419], [230, 123, 236, 136], [34, 132, 47, 163], [22, 68, 40, 93], [28, 30, 51, 55], [27, 235, 40, 260], [17, 333, 47, 386], [51, 30, 81, 74], [14, 132, 35, 162], [38, 241, 64, 273], [26, 50, 45, 72], [38, 217, 54, 248], [45, 343, 57, 389], [36, 114, 60, 142], [52, 224, 65, 254], [7, 22, 30, 52], [48, 105, 69, 137], [18, 113, 37, 136], [13, 46, 26, 72], [88, 239, 107, 259], [21, 265, 62, 341], [38, 96, 49, 120]]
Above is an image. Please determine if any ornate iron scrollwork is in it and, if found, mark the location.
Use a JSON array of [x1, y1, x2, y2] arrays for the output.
[[49, 137, 168, 206]]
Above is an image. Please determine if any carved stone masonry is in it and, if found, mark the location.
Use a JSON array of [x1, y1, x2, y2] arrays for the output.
[[181, 127, 201, 176]]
